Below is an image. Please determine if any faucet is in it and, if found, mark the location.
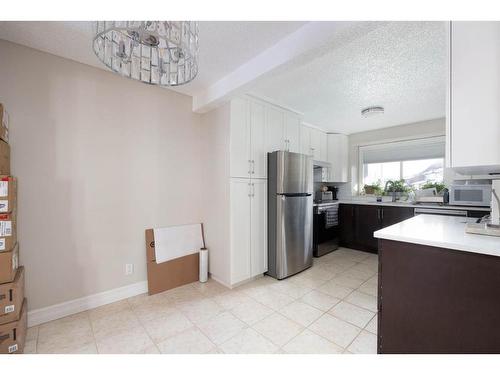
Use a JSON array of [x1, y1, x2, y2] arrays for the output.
[[384, 181, 397, 202]]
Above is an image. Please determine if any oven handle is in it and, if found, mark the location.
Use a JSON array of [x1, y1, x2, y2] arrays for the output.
[[414, 207, 468, 217]]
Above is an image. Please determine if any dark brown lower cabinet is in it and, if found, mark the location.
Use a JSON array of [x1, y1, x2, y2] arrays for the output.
[[378, 239, 500, 353], [339, 204, 414, 253]]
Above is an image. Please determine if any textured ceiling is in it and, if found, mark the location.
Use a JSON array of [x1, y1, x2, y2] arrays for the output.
[[249, 21, 447, 134], [0, 21, 306, 96]]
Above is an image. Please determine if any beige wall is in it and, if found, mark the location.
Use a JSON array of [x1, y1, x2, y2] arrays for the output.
[[0, 40, 206, 310], [200, 103, 231, 286], [339, 118, 446, 197]]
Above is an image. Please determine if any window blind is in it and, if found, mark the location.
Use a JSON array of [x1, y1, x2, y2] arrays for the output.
[[360, 136, 445, 164]]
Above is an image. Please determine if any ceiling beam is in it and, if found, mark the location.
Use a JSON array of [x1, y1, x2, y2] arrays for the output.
[[192, 21, 360, 113]]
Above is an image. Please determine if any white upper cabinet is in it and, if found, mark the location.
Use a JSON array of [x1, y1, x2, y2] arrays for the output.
[[266, 106, 285, 153], [284, 113, 301, 153], [249, 101, 267, 178], [300, 124, 327, 160], [449, 21, 500, 174], [299, 125, 311, 155], [327, 133, 349, 183], [230, 98, 251, 178]]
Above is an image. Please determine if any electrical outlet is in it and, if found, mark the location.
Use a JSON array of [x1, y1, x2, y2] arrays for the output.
[[125, 263, 134, 275]]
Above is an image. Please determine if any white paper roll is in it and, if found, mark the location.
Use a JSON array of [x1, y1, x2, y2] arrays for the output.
[[199, 248, 208, 283]]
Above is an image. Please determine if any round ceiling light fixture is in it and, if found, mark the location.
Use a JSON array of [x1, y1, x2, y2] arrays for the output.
[[93, 21, 199, 86], [361, 106, 384, 117]]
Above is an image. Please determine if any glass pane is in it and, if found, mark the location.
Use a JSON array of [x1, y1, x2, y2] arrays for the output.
[[402, 158, 444, 189], [363, 162, 400, 188]]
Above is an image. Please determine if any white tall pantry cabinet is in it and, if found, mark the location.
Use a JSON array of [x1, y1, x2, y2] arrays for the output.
[[448, 21, 500, 174], [227, 96, 301, 285]]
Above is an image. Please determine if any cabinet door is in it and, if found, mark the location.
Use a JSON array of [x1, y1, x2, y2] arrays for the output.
[[327, 134, 349, 182], [250, 101, 267, 178], [339, 204, 356, 247], [450, 22, 500, 170], [299, 125, 311, 155], [380, 207, 414, 229], [284, 113, 301, 153], [230, 98, 251, 178], [355, 205, 380, 253], [230, 179, 252, 284], [266, 106, 285, 153], [319, 132, 328, 161], [250, 179, 268, 276], [310, 128, 322, 160]]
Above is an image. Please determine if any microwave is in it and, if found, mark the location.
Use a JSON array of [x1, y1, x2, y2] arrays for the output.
[[449, 184, 491, 207]]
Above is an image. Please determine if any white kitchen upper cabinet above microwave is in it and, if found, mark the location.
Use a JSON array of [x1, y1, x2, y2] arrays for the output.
[[448, 21, 500, 175], [326, 133, 349, 183], [300, 125, 327, 161]]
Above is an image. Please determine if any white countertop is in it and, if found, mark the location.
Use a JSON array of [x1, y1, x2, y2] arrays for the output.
[[374, 214, 500, 257], [336, 199, 490, 211]]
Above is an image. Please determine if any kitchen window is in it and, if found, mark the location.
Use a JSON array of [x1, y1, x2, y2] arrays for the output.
[[359, 136, 445, 192]]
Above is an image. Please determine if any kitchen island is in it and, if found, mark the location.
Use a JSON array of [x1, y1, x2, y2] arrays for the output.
[[374, 214, 500, 353]]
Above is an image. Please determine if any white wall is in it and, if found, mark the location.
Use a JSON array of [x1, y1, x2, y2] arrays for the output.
[[199, 103, 231, 286], [0, 40, 206, 310], [338, 118, 446, 197]]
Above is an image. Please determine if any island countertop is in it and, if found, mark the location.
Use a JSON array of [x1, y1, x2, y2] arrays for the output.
[[374, 214, 500, 257]]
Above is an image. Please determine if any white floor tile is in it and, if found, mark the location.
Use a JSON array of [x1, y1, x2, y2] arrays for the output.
[[317, 280, 354, 299], [345, 291, 378, 312], [270, 279, 312, 299], [330, 274, 366, 289], [219, 327, 278, 354], [213, 290, 254, 310], [309, 314, 361, 348], [328, 301, 375, 328], [365, 315, 377, 334], [250, 289, 296, 311], [141, 310, 193, 343], [300, 290, 340, 312], [358, 280, 378, 297], [252, 313, 303, 347], [283, 329, 343, 354], [230, 298, 274, 325], [177, 297, 225, 323], [196, 311, 247, 345], [96, 326, 154, 354], [157, 327, 215, 354], [348, 330, 377, 354], [279, 301, 323, 327]]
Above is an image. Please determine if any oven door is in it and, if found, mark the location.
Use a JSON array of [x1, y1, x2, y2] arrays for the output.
[[450, 185, 491, 207], [313, 207, 339, 257]]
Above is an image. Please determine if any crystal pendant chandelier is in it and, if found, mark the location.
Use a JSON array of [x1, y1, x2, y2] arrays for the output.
[[93, 21, 199, 86]]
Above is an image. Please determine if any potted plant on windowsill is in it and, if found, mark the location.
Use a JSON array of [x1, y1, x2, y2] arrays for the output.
[[384, 179, 411, 202], [363, 181, 383, 196]]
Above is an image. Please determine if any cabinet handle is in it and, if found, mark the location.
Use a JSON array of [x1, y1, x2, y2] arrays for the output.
[[248, 160, 252, 175], [251, 183, 255, 197], [252, 160, 255, 174], [381, 208, 384, 220], [248, 183, 251, 197]]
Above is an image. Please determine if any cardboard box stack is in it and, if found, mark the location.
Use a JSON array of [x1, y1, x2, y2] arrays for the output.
[[0, 104, 26, 354]]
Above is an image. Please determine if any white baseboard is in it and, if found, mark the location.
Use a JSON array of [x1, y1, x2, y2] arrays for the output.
[[27, 280, 148, 327]]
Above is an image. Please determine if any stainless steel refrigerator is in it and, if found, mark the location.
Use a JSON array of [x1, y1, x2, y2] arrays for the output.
[[267, 151, 313, 280]]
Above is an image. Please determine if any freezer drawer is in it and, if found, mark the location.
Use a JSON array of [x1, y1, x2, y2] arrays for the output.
[[270, 194, 313, 279]]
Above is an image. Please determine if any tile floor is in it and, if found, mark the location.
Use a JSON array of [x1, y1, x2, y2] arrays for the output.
[[25, 248, 378, 354]]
